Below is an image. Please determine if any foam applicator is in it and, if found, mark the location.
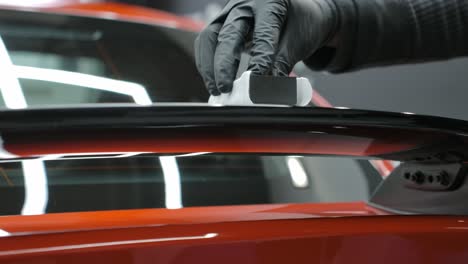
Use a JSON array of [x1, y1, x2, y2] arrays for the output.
[[208, 71, 313, 106]]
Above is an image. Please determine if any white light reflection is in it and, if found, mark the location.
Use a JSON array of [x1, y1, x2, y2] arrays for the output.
[[21, 160, 48, 215], [40, 152, 146, 161], [0, 0, 64, 7], [308, 131, 326, 134], [0, 37, 27, 109], [0, 36, 49, 215], [446, 227, 468, 230], [160, 156, 183, 209], [14, 66, 152, 106], [0, 233, 218, 256], [0, 229, 11, 237], [175, 152, 212, 158], [204, 233, 218, 238], [287, 157, 309, 188]]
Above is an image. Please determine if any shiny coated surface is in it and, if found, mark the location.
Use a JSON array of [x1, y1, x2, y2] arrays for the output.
[[2, 127, 421, 157], [2, 106, 467, 134], [1, 213, 468, 263], [1, 4, 461, 263], [0, 202, 382, 235], [1, 107, 467, 162]]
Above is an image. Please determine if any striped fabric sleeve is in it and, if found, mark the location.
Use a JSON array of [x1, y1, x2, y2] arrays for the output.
[[305, 0, 468, 72]]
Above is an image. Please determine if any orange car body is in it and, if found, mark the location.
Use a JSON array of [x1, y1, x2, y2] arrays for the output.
[[0, 2, 466, 264], [3, 204, 468, 264]]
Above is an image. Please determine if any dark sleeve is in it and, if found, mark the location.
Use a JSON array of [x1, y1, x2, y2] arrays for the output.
[[304, 0, 468, 72]]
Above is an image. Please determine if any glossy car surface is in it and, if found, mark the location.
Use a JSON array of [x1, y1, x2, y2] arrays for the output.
[[0, 3, 467, 264], [0, 106, 468, 263], [2, 215, 468, 264]]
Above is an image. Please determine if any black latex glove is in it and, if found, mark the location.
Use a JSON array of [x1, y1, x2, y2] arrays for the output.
[[195, 0, 339, 95]]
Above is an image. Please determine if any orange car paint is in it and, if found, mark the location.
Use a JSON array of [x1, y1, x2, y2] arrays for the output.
[[0, 3, 456, 263], [0, 214, 467, 263], [0, 202, 383, 235], [3, 127, 426, 157]]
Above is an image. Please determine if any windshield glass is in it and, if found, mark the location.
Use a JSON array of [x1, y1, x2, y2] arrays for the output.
[[0, 154, 385, 216], [0, 9, 207, 109]]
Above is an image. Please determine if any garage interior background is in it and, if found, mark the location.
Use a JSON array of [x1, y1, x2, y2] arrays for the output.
[[117, 0, 468, 121]]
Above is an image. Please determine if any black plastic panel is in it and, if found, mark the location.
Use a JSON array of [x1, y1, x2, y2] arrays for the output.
[[401, 163, 466, 191], [249, 75, 297, 105], [370, 162, 468, 215]]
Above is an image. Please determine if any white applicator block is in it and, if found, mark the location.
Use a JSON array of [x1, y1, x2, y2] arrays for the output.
[[209, 71, 313, 106]]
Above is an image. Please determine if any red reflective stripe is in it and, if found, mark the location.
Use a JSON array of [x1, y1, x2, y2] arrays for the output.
[[3, 130, 417, 157], [311, 92, 333, 108], [33, 3, 204, 32]]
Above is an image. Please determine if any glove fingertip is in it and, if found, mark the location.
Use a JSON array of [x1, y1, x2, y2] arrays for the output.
[[209, 87, 221, 96], [217, 81, 233, 94], [272, 59, 292, 76], [247, 61, 271, 76]]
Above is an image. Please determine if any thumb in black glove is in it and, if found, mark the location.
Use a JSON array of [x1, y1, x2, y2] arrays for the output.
[[194, 0, 340, 96]]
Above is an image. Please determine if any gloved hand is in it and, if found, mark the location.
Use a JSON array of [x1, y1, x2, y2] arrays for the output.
[[195, 0, 341, 95]]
